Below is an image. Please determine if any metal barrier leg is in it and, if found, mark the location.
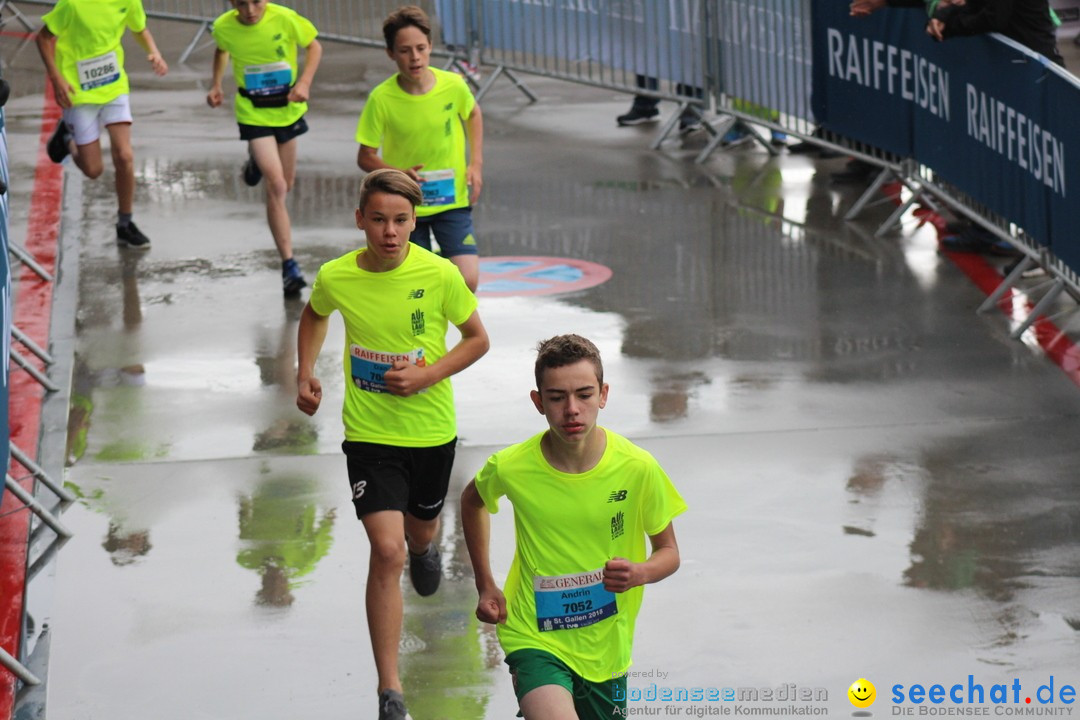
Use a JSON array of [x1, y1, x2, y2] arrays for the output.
[[8, 242, 54, 282], [650, 102, 686, 150], [500, 68, 537, 103], [0, 0, 35, 32], [1011, 278, 1066, 339], [178, 20, 212, 64], [742, 125, 780, 157], [475, 65, 536, 103], [9, 347, 60, 393], [978, 256, 1034, 314], [0, 646, 40, 687], [475, 65, 504, 102], [4, 476, 73, 539], [11, 325, 53, 366], [843, 167, 894, 222], [875, 190, 920, 237], [694, 115, 737, 164], [9, 443, 76, 503]]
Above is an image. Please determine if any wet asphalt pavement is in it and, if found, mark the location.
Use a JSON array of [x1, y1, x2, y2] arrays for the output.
[[3, 16, 1080, 720]]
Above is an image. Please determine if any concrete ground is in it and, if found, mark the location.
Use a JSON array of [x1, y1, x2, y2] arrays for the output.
[[4, 14, 1080, 720]]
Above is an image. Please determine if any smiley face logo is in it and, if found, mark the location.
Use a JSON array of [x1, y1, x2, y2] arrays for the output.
[[848, 678, 876, 709]]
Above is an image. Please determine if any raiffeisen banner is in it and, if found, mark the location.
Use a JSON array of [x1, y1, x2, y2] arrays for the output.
[[811, 1, 1075, 252]]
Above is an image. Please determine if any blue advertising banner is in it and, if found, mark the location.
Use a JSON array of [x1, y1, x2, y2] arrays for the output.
[[1, 100, 10, 478], [1043, 65, 1080, 267], [716, 0, 813, 120], [812, 2, 1069, 249], [472, 0, 704, 88]]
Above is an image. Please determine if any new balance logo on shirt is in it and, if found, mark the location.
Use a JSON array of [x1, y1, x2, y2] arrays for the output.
[[607, 490, 627, 503], [408, 289, 425, 299]]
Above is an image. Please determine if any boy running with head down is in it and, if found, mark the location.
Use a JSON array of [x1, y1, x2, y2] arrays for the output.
[[462, 334, 687, 720], [296, 168, 489, 720], [207, 0, 322, 296], [356, 5, 484, 292], [37, 0, 168, 248]]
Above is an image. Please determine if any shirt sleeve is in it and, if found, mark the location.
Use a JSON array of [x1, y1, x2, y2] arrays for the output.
[[291, 11, 318, 47], [307, 266, 336, 317], [473, 452, 505, 514], [355, 89, 384, 147], [41, 0, 70, 36], [640, 460, 687, 537], [442, 260, 479, 326], [127, 0, 148, 34], [456, 74, 476, 121]]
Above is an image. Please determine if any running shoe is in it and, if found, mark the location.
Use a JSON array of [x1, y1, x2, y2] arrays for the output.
[[678, 114, 703, 135], [282, 258, 307, 296], [242, 156, 262, 187], [616, 107, 660, 126], [116, 221, 151, 249], [722, 124, 751, 146], [408, 543, 442, 597], [47, 120, 72, 164], [378, 689, 411, 720]]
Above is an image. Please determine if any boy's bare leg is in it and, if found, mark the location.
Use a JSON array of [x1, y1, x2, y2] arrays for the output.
[[403, 514, 439, 555], [249, 135, 294, 260], [360, 509, 407, 694], [519, 685, 580, 720], [70, 139, 105, 180], [449, 254, 479, 293], [105, 121, 135, 214]]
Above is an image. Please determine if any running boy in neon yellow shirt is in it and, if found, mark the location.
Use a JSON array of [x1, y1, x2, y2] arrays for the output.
[[207, 0, 322, 296], [356, 5, 484, 292], [295, 168, 489, 720], [462, 334, 686, 720], [36, 0, 168, 248]]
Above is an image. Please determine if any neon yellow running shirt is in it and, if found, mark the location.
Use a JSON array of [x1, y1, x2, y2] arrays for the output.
[[474, 430, 687, 682], [211, 3, 317, 127], [355, 68, 476, 217], [42, 0, 148, 106], [308, 245, 477, 446]]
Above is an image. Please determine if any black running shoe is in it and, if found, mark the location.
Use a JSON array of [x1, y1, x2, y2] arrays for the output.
[[47, 120, 72, 164], [616, 107, 660, 126], [378, 689, 411, 720], [116, 221, 151, 249], [408, 544, 442, 597], [242, 156, 262, 187]]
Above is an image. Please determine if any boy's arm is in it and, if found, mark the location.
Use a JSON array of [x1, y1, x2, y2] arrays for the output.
[[295, 302, 330, 416], [206, 47, 229, 108], [288, 38, 322, 103], [461, 479, 507, 624], [466, 104, 484, 205], [132, 27, 168, 76], [603, 522, 681, 593], [357, 145, 425, 183], [382, 310, 490, 396], [35, 26, 74, 109]]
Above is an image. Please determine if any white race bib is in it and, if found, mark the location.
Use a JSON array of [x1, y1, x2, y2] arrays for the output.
[[418, 169, 456, 207], [533, 568, 618, 632], [349, 344, 426, 394], [76, 51, 120, 91], [243, 61, 292, 97]]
